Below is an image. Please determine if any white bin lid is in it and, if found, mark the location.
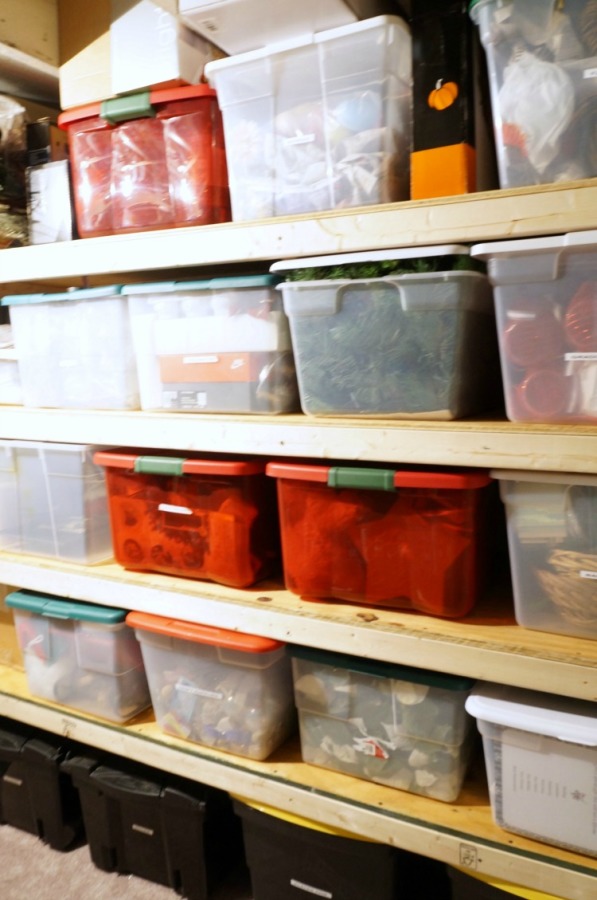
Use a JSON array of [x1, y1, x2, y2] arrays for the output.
[[270, 245, 471, 272], [471, 230, 597, 261], [490, 469, 597, 488], [465, 683, 597, 747]]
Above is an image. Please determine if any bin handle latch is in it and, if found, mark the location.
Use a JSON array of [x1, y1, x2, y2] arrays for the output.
[[327, 467, 397, 491], [101, 91, 155, 125]]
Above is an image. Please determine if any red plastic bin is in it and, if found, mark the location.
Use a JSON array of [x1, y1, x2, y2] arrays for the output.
[[94, 451, 279, 587], [266, 462, 492, 617], [58, 85, 230, 238]]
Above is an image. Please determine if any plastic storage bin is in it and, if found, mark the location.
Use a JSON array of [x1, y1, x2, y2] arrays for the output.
[[125, 275, 299, 413], [267, 461, 492, 617], [204, 16, 412, 221], [0, 440, 112, 563], [469, 0, 597, 189], [0, 718, 82, 850], [491, 469, 597, 640], [271, 246, 501, 418], [127, 611, 295, 760], [94, 450, 279, 586], [63, 751, 241, 899], [466, 682, 597, 858], [472, 230, 597, 423], [6, 591, 151, 723], [58, 85, 230, 238], [292, 646, 476, 802], [1, 286, 140, 410], [0, 324, 21, 405]]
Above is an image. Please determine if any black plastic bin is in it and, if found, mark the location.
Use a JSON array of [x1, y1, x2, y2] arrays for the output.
[[63, 752, 242, 900], [0, 717, 83, 850]]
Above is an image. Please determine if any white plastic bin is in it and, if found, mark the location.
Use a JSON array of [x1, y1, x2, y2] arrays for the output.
[[0, 440, 112, 563], [205, 16, 412, 221], [472, 230, 597, 423], [1, 285, 140, 410], [492, 468, 597, 640], [0, 325, 21, 405], [470, 0, 597, 189], [466, 682, 597, 857]]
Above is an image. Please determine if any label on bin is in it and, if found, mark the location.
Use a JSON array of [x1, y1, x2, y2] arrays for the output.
[[580, 570, 597, 579], [583, 68, 597, 79], [289, 879, 332, 898], [158, 503, 192, 515]]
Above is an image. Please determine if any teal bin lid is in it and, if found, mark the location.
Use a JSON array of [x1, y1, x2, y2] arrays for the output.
[[5, 590, 128, 624], [122, 274, 282, 295], [1, 285, 124, 306], [291, 645, 475, 691]]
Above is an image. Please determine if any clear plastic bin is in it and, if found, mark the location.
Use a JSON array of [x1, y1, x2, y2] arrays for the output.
[[492, 468, 597, 640], [271, 246, 501, 419], [0, 440, 112, 564], [204, 16, 412, 221], [472, 230, 597, 423], [466, 682, 597, 858], [292, 646, 476, 802], [127, 611, 296, 760], [125, 275, 299, 413], [58, 85, 230, 238], [469, 0, 597, 189], [1, 285, 140, 410], [6, 590, 151, 723]]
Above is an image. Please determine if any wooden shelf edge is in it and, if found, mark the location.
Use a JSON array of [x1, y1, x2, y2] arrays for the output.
[[0, 678, 594, 900]]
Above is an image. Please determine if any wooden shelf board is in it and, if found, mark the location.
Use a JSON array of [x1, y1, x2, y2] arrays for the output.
[[0, 43, 58, 103], [1, 181, 597, 284], [0, 665, 594, 900], [1, 554, 595, 701]]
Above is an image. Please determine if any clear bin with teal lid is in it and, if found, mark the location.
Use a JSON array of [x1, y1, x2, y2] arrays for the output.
[[6, 590, 151, 723], [1, 284, 140, 410]]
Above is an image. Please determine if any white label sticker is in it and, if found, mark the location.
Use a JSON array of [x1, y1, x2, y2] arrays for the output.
[[565, 353, 597, 362], [580, 570, 597, 580], [183, 355, 218, 364], [176, 680, 223, 700], [583, 67, 597, 79], [290, 879, 333, 898], [132, 824, 155, 836], [158, 503, 192, 515]]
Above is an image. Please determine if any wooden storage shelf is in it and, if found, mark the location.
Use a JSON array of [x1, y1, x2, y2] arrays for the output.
[[0, 661, 595, 900], [0, 41, 58, 104]]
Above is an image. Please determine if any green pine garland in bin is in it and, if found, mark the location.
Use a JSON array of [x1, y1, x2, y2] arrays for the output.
[[287, 255, 489, 415]]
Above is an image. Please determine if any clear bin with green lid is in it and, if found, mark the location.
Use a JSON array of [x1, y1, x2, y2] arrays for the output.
[[124, 274, 299, 413], [291, 645, 476, 802], [94, 449, 279, 586], [271, 245, 501, 418], [127, 611, 296, 760], [6, 590, 151, 723], [1, 285, 140, 410], [266, 460, 493, 617]]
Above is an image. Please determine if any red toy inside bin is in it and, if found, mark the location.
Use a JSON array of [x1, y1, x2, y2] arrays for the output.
[[94, 451, 279, 587], [58, 85, 230, 238], [266, 462, 492, 617]]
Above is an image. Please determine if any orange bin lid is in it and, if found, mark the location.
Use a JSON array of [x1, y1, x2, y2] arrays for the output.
[[94, 450, 265, 477], [266, 461, 491, 490], [126, 611, 284, 653], [58, 83, 217, 129]]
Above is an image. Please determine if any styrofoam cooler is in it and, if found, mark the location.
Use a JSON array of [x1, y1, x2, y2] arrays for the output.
[[205, 16, 412, 221], [470, 0, 597, 189], [125, 275, 299, 413], [1, 285, 140, 410]]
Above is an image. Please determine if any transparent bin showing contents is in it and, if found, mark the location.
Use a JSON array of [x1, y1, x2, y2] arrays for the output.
[[267, 461, 493, 618], [292, 646, 476, 802], [58, 85, 230, 238], [271, 246, 502, 419], [1, 285, 140, 410], [127, 611, 296, 760], [0, 440, 112, 563], [466, 683, 597, 857], [204, 15, 412, 221], [492, 468, 597, 640], [470, 0, 597, 189], [94, 450, 279, 587], [6, 590, 151, 723], [125, 275, 299, 413], [472, 231, 597, 423]]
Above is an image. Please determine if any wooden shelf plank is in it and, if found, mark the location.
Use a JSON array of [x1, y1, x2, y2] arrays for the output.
[[0, 666, 595, 900], [0, 181, 597, 284], [2, 408, 597, 474], [0, 42, 58, 103], [1, 554, 595, 701]]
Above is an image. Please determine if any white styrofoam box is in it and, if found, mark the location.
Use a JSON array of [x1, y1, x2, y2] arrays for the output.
[[205, 15, 412, 221], [466, 682, 597, 857], [7, 590, 150, 723], [179, 0, 400, 54], [1, 285, 140, 410], [125, 275, 299, 413], [472, 230, 597, 423], [470, 0, 597, 189], [0, 440, 112, 564], [491, 469, 597, 641]]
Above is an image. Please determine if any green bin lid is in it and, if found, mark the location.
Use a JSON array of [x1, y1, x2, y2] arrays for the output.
[[1, 285, 123, 306], [122, 274, 281, 295], [5, 590, 128, 624]]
